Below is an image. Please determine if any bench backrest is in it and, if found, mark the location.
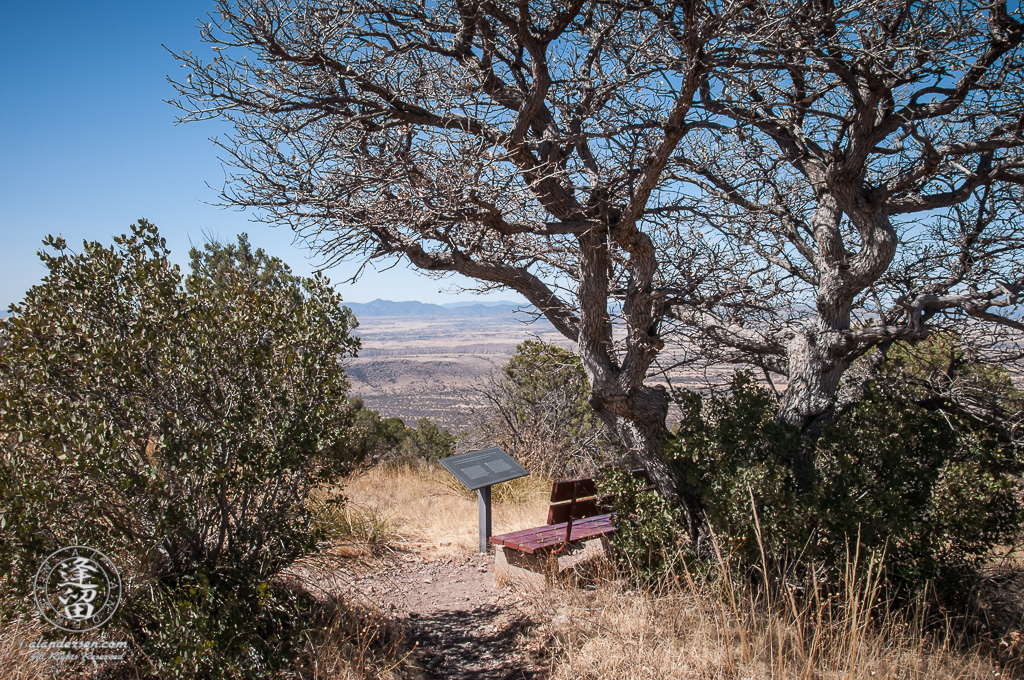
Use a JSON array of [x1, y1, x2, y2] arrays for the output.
[[546, 469, 653, 525]]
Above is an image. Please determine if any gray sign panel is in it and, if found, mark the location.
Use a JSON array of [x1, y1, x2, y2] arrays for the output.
[[439, 447, 528, 490]]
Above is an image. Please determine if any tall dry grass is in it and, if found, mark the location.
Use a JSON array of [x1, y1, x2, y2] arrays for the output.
[[532, 541, 1012, 680], [534, 578, 1005, 679], [289, 595, 421, 680], [0, 610, 55, 680]]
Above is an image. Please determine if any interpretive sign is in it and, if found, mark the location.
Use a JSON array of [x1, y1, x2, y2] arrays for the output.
[[439, 447, 529, 553], [439, 446, 528, 491]]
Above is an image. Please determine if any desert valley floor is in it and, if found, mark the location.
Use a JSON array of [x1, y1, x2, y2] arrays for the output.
[[344, 309, 726, 430], [345, 312, 568, 429]]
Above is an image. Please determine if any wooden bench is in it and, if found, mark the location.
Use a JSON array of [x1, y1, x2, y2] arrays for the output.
[[490, 470, 652, 588]]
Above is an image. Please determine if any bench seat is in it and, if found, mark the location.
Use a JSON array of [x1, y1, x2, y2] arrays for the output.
[[490, 470, 651, 588], [490, 512, 616, 554]]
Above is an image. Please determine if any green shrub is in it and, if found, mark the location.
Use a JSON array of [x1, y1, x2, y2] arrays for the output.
[[882, 334, 1024, 446], [480, 340, 622, 477], [127, 575, 314, 680], [345, 399, 455, 464], [308, 486, 396, 551], [667, 366, 1023, 600], [398, 417, 457, 462], [0, 223, 359, 676], [596, 467, 687, 583]]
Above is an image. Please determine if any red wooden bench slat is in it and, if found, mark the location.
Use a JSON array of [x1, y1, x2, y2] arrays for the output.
[[490, 528, 552, 548], [493, 514, 610, 544], [567, 522, 616, 542], [494, 514, 616, 553], [516, 532, 608, 553], [491, 517, 607, 550], [491, 469, 656, 556], [520, 521, 615, 549], [516, 515, 616, 553], [492, 520, 584, 543]]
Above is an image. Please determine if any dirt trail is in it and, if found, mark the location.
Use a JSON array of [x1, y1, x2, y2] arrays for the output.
[[352, 552, 542, 679]]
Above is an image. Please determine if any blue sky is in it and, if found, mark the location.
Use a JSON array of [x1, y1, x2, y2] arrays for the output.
[[0, 1, 522, 311]]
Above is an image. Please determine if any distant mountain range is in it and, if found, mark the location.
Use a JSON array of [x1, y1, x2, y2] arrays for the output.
[[343, 299, 535, 318]]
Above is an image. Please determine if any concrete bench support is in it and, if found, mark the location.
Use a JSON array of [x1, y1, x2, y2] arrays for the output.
[[494, 537, 610, 590]]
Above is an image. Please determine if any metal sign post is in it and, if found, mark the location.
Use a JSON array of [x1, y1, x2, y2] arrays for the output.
[[478, 486, 492, 554], [439, 447, 528, 553]]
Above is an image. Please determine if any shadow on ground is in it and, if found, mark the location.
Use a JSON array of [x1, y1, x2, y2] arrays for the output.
[[403, 604, 538, 679]]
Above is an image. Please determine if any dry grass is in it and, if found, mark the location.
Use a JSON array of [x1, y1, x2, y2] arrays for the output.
[[530, 549, 1012, 680], [335, 461, 551, 558], [309, 485, 401, 554], [0, 610, 55, 680], [290, 595, 421, 680], [533, 579, 1005, 679]]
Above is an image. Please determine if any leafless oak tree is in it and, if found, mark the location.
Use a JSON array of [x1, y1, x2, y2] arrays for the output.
[[678, 0, 1024, 431], [172, 0, 1024, 530], [172, 0, 740, 536]]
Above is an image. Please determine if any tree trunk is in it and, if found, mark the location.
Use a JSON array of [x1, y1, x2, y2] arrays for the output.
[[592, 384, 704, 546], [778, 329, 851, 429], [777, 196, 897, 432], [778, 238, 859, 432], [777, 325, 854, 485], [626, 418, 705, 547]]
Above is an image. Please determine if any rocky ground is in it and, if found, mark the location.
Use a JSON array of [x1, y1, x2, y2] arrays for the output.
[[338, 551, 543, 679]]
